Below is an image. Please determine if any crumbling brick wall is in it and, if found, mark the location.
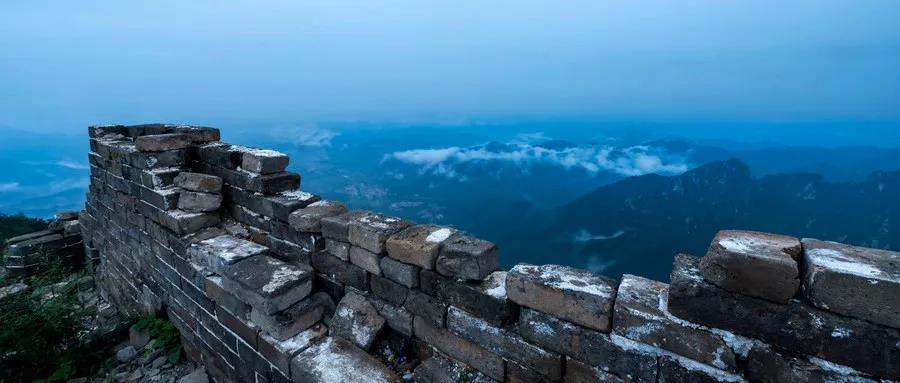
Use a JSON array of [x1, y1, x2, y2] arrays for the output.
[[4, 211, 85, 277], [79, 124, 900, 383]]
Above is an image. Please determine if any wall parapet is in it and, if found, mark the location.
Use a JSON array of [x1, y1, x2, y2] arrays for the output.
[[79, 124, 900, 383]]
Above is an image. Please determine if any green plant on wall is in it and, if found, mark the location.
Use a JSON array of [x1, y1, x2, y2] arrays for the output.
[[133, 316, 182, 365], [0, 262, 106, 382]]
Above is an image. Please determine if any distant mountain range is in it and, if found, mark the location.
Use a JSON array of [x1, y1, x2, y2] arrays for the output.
[[496, 159, 899, 281], [2, 126, 899, 281]]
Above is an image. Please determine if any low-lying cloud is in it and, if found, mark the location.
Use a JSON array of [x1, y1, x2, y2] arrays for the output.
[[0, 182, 20, 192], [384, 138, 689, 179], [270, 124, 338, 147]]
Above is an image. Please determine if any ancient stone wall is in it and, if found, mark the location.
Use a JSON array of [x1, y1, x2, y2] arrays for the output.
[[4, 211, 85, 277], [78, 124, 900, 383]]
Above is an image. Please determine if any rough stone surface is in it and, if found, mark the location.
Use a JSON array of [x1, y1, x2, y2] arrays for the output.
[[412, 354, 495, 383], [160, 209, 220, 234], [348, 212, 411, 254], [258, 324, 327, 375], [221, 255, 313, 315], [668, 254, 900, 380], [289, 200, 348, 232], [613, 274, 739, 372], [320, 210, 371, 242], [746, 344, 879, 383], [55, 210, 79, 220], [177, 367, 209, 383], [241, 148, 289, 174], [290, 336, 399, 383], [174, 172, 223, 193], [135, 133, 192, 152], [311, 250, 369, 291], [349, 245, 383, 275], [435, 234, 498, 281], [565, 357, 625, 383], [700, 230, 802, 304], [324, 239, 350, 261], [518, 308, 658, 382], [177, 190, 222, 212], [250, 292, 330, 341], [370, 275, 409, 306], [368, 297, 414, 337], [330, 291, 386, 350], [657, 355, 745, 383], [420, 269, 517, 325], [205, 275, 251, 318], [448, 306, 562, 381], [404, 290, 447, 327], [507, 263, 617, 332], [413, 316, 505, 381], [188, 234, 267, 274], [802, 238, 900, 329], [380, 256, 419, 288], [385, 224, 456, 269]]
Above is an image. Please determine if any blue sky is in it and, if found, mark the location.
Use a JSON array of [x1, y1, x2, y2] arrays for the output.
[[1, 1, 899, 134]]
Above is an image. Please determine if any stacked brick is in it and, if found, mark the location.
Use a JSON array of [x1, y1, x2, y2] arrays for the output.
[[3, 210, 85, 276], [78, 124, 899, 383]]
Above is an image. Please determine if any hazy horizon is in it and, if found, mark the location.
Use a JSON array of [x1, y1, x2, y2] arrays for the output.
[[2, 1, 899, 139]]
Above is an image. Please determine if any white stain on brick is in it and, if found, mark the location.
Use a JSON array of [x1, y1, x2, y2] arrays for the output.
[[425, 228, 454, 243]]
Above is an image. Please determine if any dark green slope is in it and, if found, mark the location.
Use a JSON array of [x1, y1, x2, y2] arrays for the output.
[[499, 160, 899, 281]]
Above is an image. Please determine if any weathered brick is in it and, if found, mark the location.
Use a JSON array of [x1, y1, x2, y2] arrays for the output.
[[221, 255, 314, 315], [411, 354, 495, 383], [668, 254, 900, 379], [288, 200, 347, 232], [507, 263, 616, 332], [447, 306, 562, 381], [159, 209, 220, 234], [324, 239, 350, 261], [174, 172, 223, 193], [380, 256, 419, 288], [368, 297, 413, 337], [412, 316, 504, 381], [657, 355, 745, 383], [700, 230, 802, 304], [258, 323, 327, 375], [348, 212, 412, 254], [613, 274, 739, 372], [310, 250, 368, 291], [330, 291, 385, 350], [746, 343, 880, 383], [205, 275, 251, 318], [349, 245, 383, 275], [178, 190, 222, 212], [518, 308, 657, 382], [385, 224, 456, 269], [250, 292, 331, 341], [435, 234, 498, 281], [564, 357, 626, 383], [135, 133, 192, 152], [420, 269, 516, 325], [802, 238, 900, 329], [290, 337, 399, 383], [189, 235, 267, 274], [320, 211, 370, 242], [241, 148, 289, 174], [404, 290, 447, 327], [370, 275, 409, 306]]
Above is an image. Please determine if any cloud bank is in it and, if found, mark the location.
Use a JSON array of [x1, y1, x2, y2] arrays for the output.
[[0, 182, 20, 192], [270, 124, 338, 147], [384, 138, 689, 179]]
